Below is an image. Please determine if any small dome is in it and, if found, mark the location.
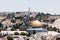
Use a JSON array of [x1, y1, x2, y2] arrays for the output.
[[31, 20, 42, 26]]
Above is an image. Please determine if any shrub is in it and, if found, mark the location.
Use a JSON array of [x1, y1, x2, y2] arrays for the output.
[[20, 32, 27, 36], [14, 32, 19, 35], [7, 36, 13, 40]]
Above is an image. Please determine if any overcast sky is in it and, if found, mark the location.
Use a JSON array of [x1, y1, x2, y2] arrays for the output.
[[0, 0, 60, 14]]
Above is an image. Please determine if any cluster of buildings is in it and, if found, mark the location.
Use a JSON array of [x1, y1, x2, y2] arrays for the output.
[[0, 11, 60, 40], [0, 19, 60, 40]]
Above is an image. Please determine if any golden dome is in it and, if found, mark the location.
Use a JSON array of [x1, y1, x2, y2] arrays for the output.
[[31, 20, 42, 26]]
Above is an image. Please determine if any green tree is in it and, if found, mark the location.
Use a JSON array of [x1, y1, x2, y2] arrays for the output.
[[11, 28, 15, 31], [33, 30, 36, 34], [14, 32, 19, 35], [20, 32, 27, 36], [58, 29, 60, 33], [52, 27, 57, 31], [7, 36, 13, 40]]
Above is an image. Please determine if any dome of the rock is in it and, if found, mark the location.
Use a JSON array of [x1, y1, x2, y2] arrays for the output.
[[31, 20, 42, 26]]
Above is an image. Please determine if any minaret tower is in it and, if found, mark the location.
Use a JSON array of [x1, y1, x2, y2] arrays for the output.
[[28, 7, 30, 14]]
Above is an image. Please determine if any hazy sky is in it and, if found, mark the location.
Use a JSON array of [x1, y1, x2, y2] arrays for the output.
[[0, 0, 60, 14]]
